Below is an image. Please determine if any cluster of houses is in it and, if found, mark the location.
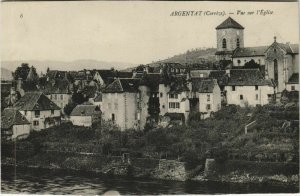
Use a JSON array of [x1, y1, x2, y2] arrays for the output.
[[1, 17, 299, 139]]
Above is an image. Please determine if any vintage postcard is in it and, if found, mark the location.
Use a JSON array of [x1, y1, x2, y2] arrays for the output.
[[1, 1, 299, 195]]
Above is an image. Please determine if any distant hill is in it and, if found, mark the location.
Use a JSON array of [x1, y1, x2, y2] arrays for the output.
[[1, 68, 13, 81], [1, 60, 136, 75], [123, 47, 217, 72]]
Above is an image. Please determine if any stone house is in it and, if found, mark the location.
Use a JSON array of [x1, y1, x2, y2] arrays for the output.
[[264, 39, 299, 93], [102, 78, 142, 130], [286, 73, 299, 92], [191, 79, 221, 119], [232, 46, 268, 67], [70, 105, 101, 127], [1, 108, 31, 140], [224, 69, 275, 107], [159, 75, 190, 123], [14, 92, 61, 131], [92, 69, 116, 87]]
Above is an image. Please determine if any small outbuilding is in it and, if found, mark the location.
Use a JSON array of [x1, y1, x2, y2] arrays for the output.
[[70, 105, 101, 127]]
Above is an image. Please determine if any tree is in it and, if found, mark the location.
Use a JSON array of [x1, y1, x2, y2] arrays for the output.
[[72, 92, 87, 104], [14, 63, 38, 81], [64, 102, 77, 116], [244, 59, 260, 69]]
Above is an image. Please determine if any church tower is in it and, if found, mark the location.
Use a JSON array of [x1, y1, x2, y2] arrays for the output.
[[215, 17, 244, 60]]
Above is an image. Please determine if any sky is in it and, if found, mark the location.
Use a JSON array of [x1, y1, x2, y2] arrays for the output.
[[1, 1, 299, 65]]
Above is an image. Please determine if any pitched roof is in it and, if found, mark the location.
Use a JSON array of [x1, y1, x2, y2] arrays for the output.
[[70, 105, 101, 116], [42, 79, 71, 94], [227, 69, 273, 86], [288, 73, 299, 84], [233, 46, 268, 57], [103, 78, 141, 93], [1, 108, 30, 129], [97, 70, 116, 84], [116, 71, 133, 78], [216, 17, 244, 30], [169, 76, 189, 94], [140, 73, 161, 91], [209, 70, 227, 86], [192, 79, 217, 93], [14, 92, 60, 111]]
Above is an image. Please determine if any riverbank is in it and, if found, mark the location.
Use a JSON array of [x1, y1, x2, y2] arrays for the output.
[[2, 156, 299, 187]]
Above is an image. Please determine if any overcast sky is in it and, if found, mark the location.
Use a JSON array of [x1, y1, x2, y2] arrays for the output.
[[1, 1, 299, 64]]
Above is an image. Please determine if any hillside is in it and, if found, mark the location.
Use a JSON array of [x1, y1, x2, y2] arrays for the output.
[[1, 60, 136, 74]]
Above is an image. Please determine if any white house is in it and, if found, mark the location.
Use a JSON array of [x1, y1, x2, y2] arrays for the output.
[[192, 79, 221, 119], [14, 92, 61, 131], [224, 69, 275, 107], [1, 108, 31, 140], [286, 73, 299, 92], [102, 78, 142, 130], [70, 105, 101, 127]]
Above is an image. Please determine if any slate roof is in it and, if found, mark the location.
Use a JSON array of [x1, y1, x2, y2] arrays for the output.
[[1, 108, 30, 129], [103, 78, 141, 93], [288, 73, 299, 84], [169, 76, 189, 94], [216, 17, 244, 30], [209, 70, 227, 86], [97, 70, 116, 84], [116, 71, 133, 78], [42, 79, 71, 94], [233, 46, 268, 57], [226, 69, 273, 86], [70, 105, 101, 116], [14, 92, 60, 111], [140, 73, 161, 91], [192, 79, 217, 93]]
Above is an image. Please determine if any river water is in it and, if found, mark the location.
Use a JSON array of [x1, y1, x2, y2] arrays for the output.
[[1, 166, 298, 195]]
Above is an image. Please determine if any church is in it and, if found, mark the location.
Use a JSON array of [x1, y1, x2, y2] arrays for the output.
[[215, 17, 299, 94]]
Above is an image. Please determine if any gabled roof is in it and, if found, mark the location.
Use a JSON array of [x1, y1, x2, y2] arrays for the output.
[[96, 70, 116, 84], [116, 71, 133, 79], [103, 78, 140, 93], [209, 70, 227, 86], [265, 42, 299, 55], [14, 92, 60, 111], [216, 17, 244, 30], [140, 73, 161, 91], [192, 79, 217, 93], [233, 46, 268, 57], [42, 79, 71, 94], [226, 69, 273, 86], [288, 73, 299, 84], [1, 108, 30, 129], [70, 105, 101, 116], [169, 76, 189, 94]]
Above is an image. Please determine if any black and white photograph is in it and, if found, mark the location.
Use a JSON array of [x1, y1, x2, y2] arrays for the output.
[[1, 1, 299, 195]]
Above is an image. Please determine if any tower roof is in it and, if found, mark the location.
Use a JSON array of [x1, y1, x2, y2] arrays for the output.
[[216, 17, 244, 30]]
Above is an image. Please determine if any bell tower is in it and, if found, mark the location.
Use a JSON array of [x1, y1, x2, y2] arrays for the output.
[[215, 17, 244, 60]]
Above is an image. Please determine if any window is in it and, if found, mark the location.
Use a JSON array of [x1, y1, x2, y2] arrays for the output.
[[162, 105, 165, 109], [240, 95, 243, 100], [236, 38, 240, 48], [274, 59, 278, 83], [237, 60, 241, 65], [169, 94, 178, 99], [35, 110, 40, 117], [206, 104, 211, 110], [175, 103, 180, 108], [51, 110, 54, 115], [50, 95, 52, 99], [24, 110, 27, 115], [33, 120, 39, 126], [61, 94, 63, 100], [160, 92, 163, 98], [274, 48, 277, 53], [232, 86, 236, 91], [169, 102, 180, 109], [258, 59, 261, 64], [291, 86, 295, 91], [112, 113, 115, 122], [256, 94, 259, 100], [54, 94, 57, 100], [207, 94, 211, 101], [255, 85, 258, 90], [222, 38, 227, 49]]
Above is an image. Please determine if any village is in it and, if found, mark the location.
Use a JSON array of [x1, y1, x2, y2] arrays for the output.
[[1, 17, 299, 139]]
